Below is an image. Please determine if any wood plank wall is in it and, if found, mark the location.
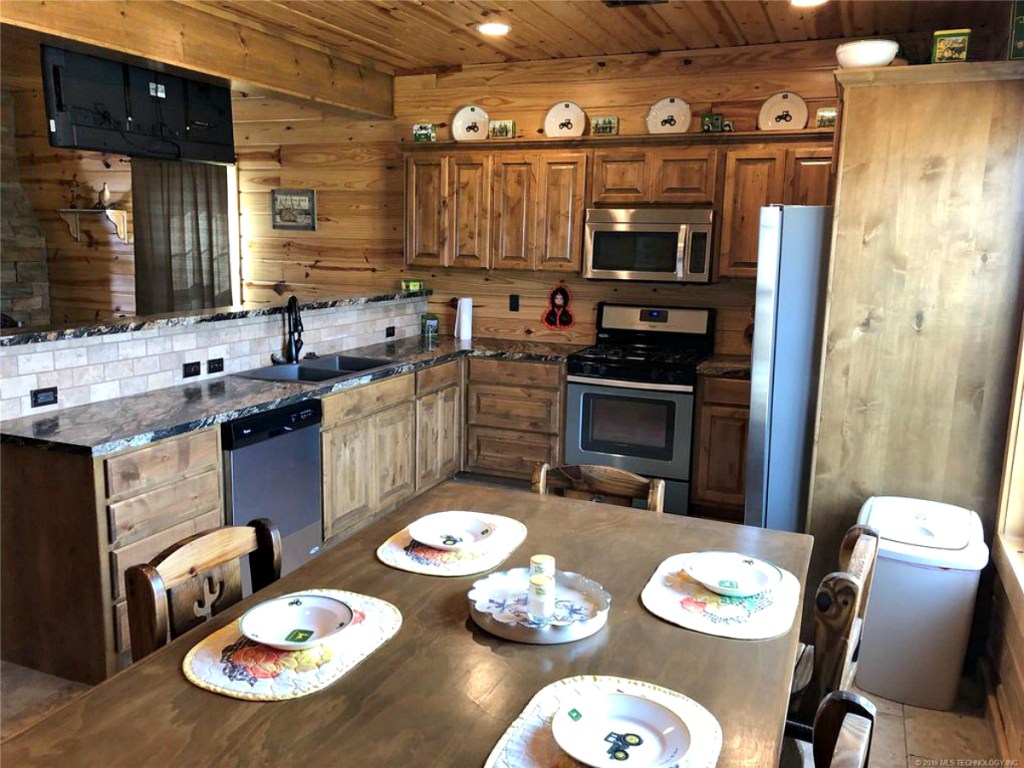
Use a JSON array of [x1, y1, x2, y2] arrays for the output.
[[237, 40, 841, 351], [808, 65, 1024, 595]]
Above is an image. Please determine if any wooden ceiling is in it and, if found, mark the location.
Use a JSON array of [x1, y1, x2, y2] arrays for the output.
[[186, 0, 1013, 74]]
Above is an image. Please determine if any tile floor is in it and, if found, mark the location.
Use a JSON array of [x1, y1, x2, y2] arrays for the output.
[[1, 661, 89, 742], [854, 676, 1000, 767]]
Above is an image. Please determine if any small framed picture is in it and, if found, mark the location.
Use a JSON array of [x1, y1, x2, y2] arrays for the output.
[[591, 115, 619, 135], [412, 123, 436, 142], [932, 28, 970, 63], [815, 107, 837, 129], [488, 119, 516, 139], [271, 189, 316, 231]]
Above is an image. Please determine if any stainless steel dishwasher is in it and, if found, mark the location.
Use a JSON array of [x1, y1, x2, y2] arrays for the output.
[[222, 400, 323, 595]]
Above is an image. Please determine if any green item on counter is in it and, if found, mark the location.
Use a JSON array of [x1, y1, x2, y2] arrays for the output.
[[402, 278, 424, 292], [421, 313, 439, 338]]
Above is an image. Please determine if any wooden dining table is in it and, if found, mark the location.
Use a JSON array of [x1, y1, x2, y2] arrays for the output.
[[2, 482, 812, 767]]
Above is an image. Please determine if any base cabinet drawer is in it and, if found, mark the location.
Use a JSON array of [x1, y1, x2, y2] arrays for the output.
[[107, 468, 221, 547], [466, 426, 560, 479], [467, 383, 561, 433], [468, 358, 561, 389], [104, 429, 219, 498]]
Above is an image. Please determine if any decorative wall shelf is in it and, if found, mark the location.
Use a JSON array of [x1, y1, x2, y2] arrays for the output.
[[401, 128, 836, 152], [57, 209, 131, 243]]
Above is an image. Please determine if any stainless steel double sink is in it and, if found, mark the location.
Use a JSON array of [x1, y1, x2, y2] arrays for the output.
[[234, 355, 394, 384]]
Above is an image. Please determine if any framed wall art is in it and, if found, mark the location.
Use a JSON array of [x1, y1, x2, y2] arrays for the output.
[[272, 189, 317, 231]]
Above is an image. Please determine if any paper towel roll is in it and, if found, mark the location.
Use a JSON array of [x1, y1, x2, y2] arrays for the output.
[[455, 297, 473, 341]]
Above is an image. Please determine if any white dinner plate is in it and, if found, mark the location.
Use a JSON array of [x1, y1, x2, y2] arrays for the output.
[[646, 96, 692, 134], [544, 101, 586, 137], [408, 511, 496, 551], [757, 91, 808, 130], [452, 105, 489, 141], [239, 594, 353, 650], [552, 693, 690, 767], [680, 551, 784, 597]]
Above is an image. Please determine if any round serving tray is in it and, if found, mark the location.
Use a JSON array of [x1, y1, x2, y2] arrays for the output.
[[467, 567, 610, 645]]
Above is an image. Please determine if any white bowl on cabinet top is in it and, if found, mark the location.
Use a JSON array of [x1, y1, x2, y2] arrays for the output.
[[836, 39, 899, 69]]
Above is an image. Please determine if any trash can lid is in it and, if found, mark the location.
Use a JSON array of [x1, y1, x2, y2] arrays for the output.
[[857, 496, 989, 570]]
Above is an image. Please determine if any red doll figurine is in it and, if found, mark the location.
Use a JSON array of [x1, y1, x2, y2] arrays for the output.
[[542, 285, 574, 329]]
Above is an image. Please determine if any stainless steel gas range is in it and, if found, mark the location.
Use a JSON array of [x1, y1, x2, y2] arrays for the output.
[[564, 302, 714, 515]]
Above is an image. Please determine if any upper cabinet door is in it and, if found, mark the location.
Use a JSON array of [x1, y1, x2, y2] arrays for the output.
[[650, 147, 719, 203], [784, 147, 833, 206], [592, 151, 649, 204], [719, 147, 786, 278], [405, 155, 448, 267], [491, 154, 538, 271], [536, 153, 587, 272], [447, 154, 492, 269]]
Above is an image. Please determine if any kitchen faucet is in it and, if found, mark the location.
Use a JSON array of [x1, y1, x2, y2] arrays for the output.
[[271, 295, 304, 365]]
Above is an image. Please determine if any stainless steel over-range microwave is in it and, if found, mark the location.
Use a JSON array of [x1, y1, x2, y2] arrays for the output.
[[583, 208, 713, 283]]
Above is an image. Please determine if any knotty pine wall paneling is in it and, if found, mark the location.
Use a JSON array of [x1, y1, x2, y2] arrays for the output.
[[236, 40, 843, 351]]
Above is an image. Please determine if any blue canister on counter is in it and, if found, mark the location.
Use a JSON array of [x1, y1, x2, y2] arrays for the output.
[[421, 313, 439, 338]]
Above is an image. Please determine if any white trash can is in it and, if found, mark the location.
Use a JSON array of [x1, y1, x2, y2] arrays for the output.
[[854, 496, 988, 710]]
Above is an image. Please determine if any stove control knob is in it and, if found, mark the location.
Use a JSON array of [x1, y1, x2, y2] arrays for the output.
[[582, 363, 595, 375], [651, 368, 662, 381], [598, 364, 608, 377]]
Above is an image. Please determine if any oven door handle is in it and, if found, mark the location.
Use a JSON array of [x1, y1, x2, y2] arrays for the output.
[[567, 375, 694, 394]]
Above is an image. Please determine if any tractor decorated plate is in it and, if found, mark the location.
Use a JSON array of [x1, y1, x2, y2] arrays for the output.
[[551, 693, 690, 767], [680, 551, 783, 598], [408, 511, 496, 551]]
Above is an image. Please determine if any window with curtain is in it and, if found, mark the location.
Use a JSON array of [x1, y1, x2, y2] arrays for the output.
[[131, 158, 233, 315]]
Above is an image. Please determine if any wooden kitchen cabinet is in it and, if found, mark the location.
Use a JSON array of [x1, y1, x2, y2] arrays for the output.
[[465, 358, 564, 479], [691, 376, 751, 519], [718, 147, 786, 278], [1, 428, 225, 682], [406, 149, 584, 273], [535, 152, 587, 272], [719, 144, 832, 278], [405, 155, 447, 267], [321, 374, 416, 540], [783, 147, 833, 206], [491, 154, 538, 270], [447, 154, 492, 268], [415, 359, 463, 491], [592, 147, 718, 204]]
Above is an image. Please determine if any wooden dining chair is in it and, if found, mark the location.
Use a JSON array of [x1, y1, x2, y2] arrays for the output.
[[531, 463, 666, 512], [791, 524, 880, 724], [125, 518, 282, 661], [781, 690, 877, 768]]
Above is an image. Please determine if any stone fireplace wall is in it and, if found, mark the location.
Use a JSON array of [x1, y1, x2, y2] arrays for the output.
[[0, 90, 50, 328]]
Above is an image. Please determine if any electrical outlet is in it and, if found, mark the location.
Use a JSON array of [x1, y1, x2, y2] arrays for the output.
[[385, 325, 396, 338], [207, 357, 224, 374], [183, 361, 201, 378], [509, 294, 520, 312], [30, 387, 58, 408]]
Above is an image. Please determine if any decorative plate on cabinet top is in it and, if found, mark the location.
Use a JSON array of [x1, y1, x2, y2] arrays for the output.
[[452, 105, 489, 141], [544, 101, 587, 137], [757, 91, 809, 130], [646, 96, 692, 134]]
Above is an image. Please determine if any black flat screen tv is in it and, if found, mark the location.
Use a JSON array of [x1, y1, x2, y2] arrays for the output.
[[41, 45, 234, 163]]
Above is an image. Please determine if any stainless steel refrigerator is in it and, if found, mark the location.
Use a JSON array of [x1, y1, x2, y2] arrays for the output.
[[744, 205, 834, 531]]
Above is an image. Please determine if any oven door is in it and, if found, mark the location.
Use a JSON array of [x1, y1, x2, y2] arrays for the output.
[[564, 378, 695, 483]]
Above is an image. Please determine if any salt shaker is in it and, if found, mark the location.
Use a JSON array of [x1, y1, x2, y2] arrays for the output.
[[527, 575, 556, 622], [529, 554, 555, 579]]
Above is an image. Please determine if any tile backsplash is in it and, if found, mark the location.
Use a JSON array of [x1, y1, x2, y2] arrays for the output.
[[0, 296, 427, 420]]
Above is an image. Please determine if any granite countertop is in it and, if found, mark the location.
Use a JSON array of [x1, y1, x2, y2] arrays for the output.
[[696, 355, 751, 379], [0, 290, 430, 346], [0, 337, 585, 456]]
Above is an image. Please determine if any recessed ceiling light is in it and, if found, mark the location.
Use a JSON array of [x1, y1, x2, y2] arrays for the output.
[[478, 21, 511, 36], [791, 0, 828, 6]]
